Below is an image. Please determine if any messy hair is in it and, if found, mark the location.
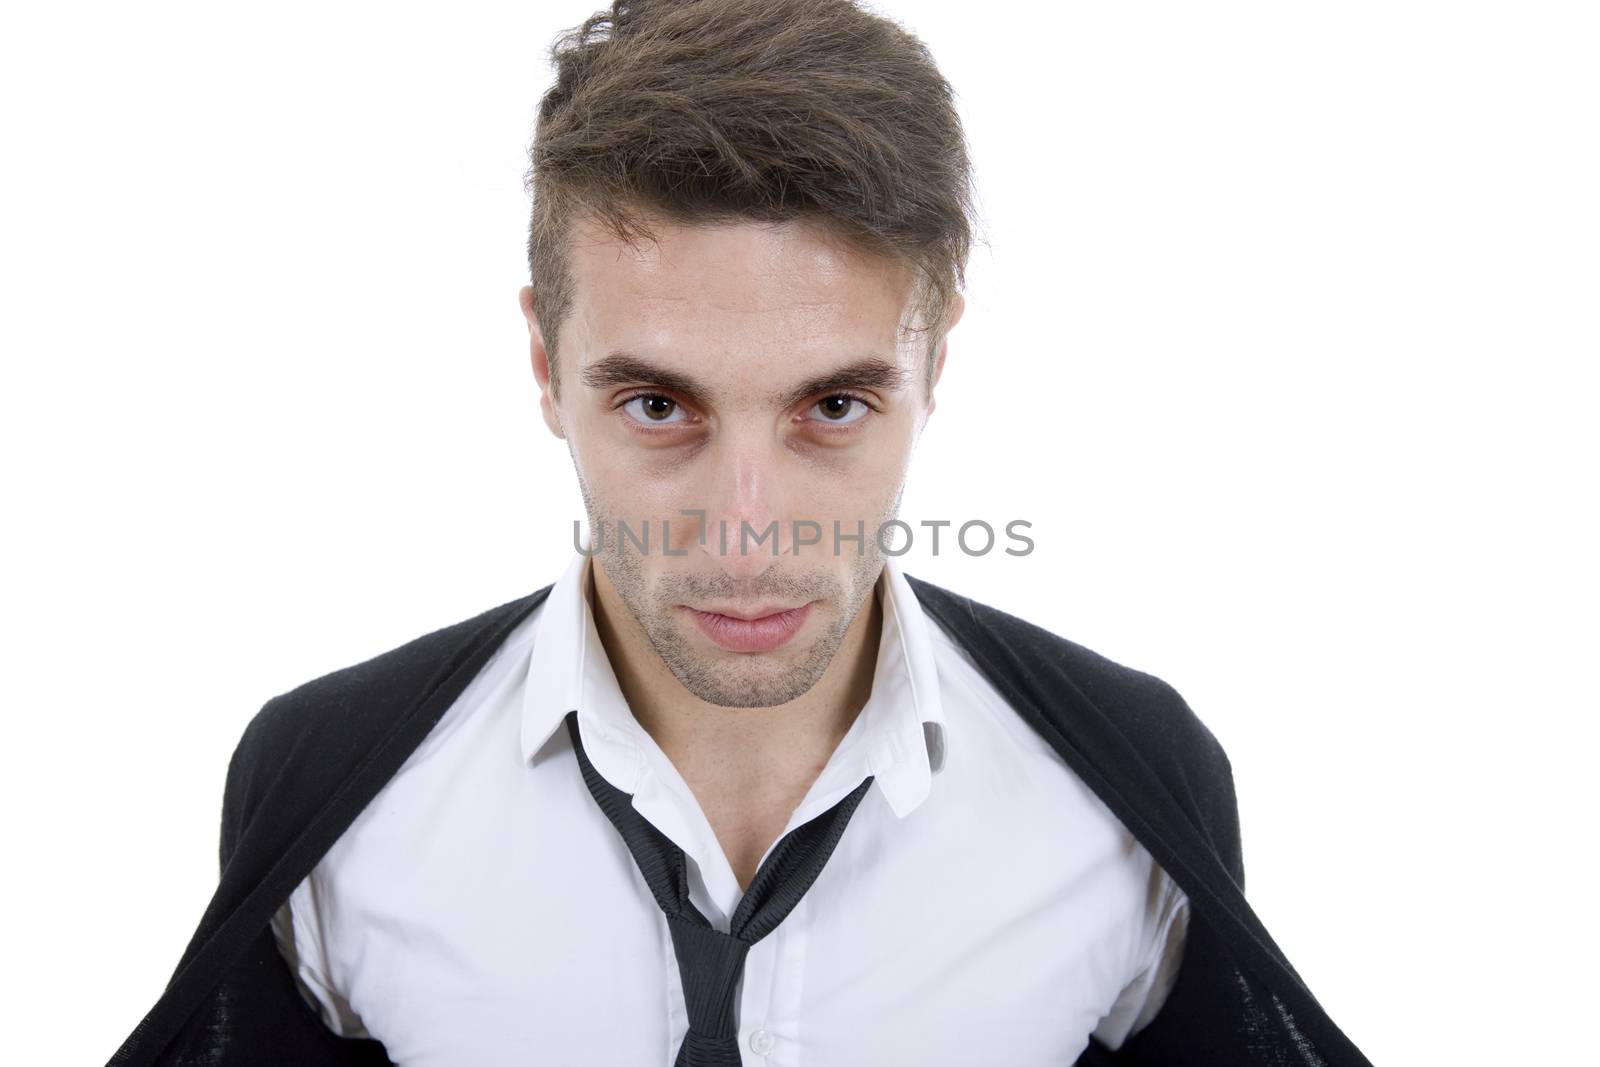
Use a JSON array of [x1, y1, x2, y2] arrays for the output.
[[525, 0, 976, 394]]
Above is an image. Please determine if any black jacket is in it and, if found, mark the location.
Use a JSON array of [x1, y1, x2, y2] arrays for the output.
[[109, 575, 1374, 1066]]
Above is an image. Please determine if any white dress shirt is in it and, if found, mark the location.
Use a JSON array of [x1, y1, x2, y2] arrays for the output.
[[273, 551, 1190, 1066]]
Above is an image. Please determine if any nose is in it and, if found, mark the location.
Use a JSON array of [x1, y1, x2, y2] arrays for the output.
[[695, 434, 790, 579]]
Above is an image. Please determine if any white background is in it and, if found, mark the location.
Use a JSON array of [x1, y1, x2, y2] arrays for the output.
[[3, 2, 1595, 1063]]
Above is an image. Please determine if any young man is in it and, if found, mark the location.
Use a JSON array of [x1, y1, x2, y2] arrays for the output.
[[112, 2, 1372, 1064]]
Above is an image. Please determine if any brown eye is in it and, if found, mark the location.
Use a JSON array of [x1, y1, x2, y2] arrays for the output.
[[622, 395, 688, 425], [805, 395, 869, 425]]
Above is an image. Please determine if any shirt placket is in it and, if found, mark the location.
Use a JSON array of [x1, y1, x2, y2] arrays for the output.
[[738, 897, 807, 1066]]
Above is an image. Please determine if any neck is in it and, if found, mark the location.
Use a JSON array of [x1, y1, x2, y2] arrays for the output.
[[587, 559, 883, 795]]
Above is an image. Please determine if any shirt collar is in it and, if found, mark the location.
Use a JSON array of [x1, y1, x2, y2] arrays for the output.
[[520, 548, 948, 817]]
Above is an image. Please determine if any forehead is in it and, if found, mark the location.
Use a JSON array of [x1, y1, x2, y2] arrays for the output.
[[560, 213, 921, 377]]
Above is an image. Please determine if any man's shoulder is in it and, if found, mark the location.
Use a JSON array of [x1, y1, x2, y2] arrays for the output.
[[906, 573, 1219, 746], [222, 586, 553, 841], [905, 573, 1243, 882], [249, 587, 550, 745]]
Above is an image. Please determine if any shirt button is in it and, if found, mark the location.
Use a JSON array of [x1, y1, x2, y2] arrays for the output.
[[748, 1027, 776, 1055]]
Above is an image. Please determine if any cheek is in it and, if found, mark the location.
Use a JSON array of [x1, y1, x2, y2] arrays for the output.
[[567, 409, 674, 482], [569, 438, 708, 547], [827, 414, 917, 478], [791, 431, 916, 523], [584, 458, 683, 525]]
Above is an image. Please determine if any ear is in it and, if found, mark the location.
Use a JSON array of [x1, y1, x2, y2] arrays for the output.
[[520, 286, 565, 440]]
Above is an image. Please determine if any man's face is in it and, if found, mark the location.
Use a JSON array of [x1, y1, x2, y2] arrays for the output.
[[520, 213, 958, 709]]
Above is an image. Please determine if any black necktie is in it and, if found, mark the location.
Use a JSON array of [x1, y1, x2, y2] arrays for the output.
[[564, 710, 873, 1066]]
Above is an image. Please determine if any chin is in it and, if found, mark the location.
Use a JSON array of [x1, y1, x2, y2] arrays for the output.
[[672, 630, 840, 709]]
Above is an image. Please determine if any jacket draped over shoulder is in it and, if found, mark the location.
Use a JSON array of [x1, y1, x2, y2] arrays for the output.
[[109, 577, 1373, 1067]]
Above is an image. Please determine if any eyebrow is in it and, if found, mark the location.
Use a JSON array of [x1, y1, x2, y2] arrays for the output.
[[580, 351, 914, 410]]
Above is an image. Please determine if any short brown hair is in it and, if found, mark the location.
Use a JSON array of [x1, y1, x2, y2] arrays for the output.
[[525, 0, 976, 394]]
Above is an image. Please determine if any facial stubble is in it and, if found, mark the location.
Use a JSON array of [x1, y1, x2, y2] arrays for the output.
[[576, 469, 898, 709]]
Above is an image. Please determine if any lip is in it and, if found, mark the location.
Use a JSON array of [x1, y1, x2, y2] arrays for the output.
[[686, 603, 812, 653], [693, 602, 808, 621]]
